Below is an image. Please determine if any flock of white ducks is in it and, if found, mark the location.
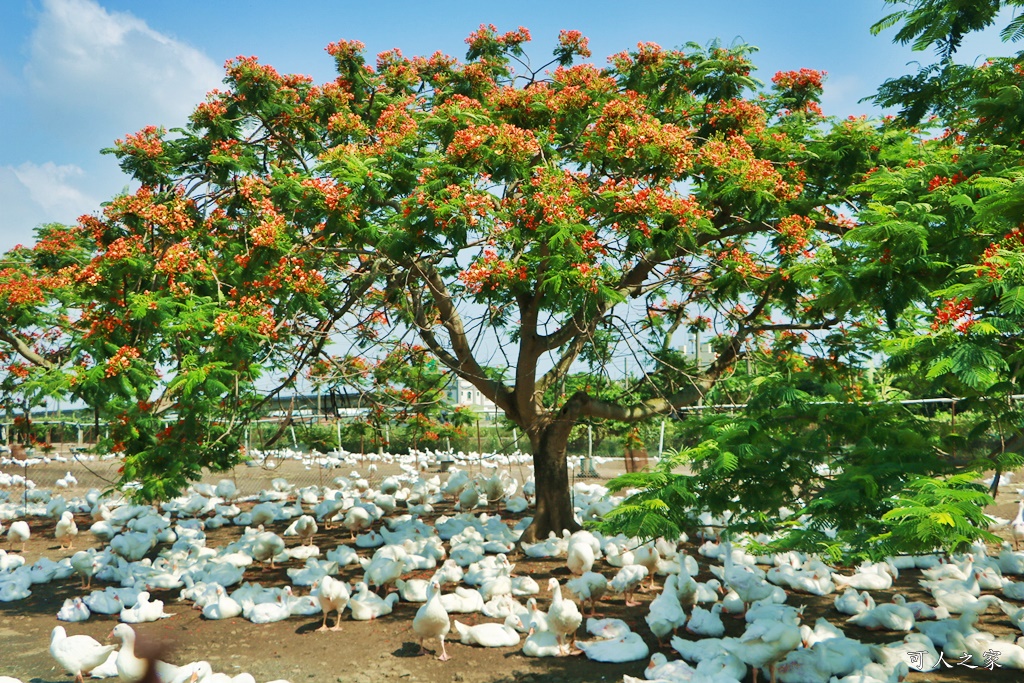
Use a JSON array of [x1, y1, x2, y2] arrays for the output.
[[1, 447, 1024, 682]]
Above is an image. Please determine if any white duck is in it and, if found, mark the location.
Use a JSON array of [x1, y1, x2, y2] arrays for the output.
[[110, 623, 175, 683], [832, 562, 895, 591], [286, 514, 318, 546], [576, 632, 650, 662], [344, 506, 372, 538], [931, 588, 1001, 615], [312, 575, 350, 631], [119, 590, 173, 623], [55, 511, 78, 550], [250, 528, 286, 569], [349, 581, 399, 620], [396, 578, 430, 603], [847, 602, 915, 631], [413, 579, 451, 661], [608, 564, 648, 607], [721, 619, 803, 683], [202, 586, 243, 620], [566, 540, 595, 576], [546, 577, 582, 655], [587, 617, 632, 640], [686, 603, 726, 638], [84, 588, 122, 615], [246, 591, 291, 624], [833, 587, 875, 616], [522, 629, 562, 657], [1013, 499, 1024, 550], [719, 539, 774, 613], [645, 574, 686, 644], [57, 597, 91, 622], [7, 520, 30, 551], [891, 593, 947, 620], [526, 597, 549, 633], [439, 586, 485, 614], [565, 572, 608, 616], [70, 550, 99, 589], [453, 615, 522, 647], [49, 626, 116, 683]]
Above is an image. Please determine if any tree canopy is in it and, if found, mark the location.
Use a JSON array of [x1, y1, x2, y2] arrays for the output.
[[3, 12, 1023, 552]]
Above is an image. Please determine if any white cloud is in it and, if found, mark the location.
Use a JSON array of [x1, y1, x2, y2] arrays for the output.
[[0, 162, 101, 252], [12, 161, 95, 216], [0, 0, 223, 253], [24, 0, 222, 141]]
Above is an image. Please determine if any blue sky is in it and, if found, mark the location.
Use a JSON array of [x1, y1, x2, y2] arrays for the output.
[[0, 0, 1012, 254]]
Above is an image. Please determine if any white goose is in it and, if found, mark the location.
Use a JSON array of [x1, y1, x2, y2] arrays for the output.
[[413, 579, 451, 661], [720, 619, 802, 683], [546, 577, 582, 656], [119, 590, 172, 623], [719, 539, 774, 613], [202, 586, 243, 620], [7, 520, 30, 552], [49, 626, 116, 683], [246, 591, 291, 624], [645, 574, 686, 644], [453, 614, 522, 647], [349, 581, 399, 620], [56, 597, 91, 622], [312, 575, 350, 631], [55, 511, 78, 550], [686, 603, 725, 638], [576, 632, 650, 662]]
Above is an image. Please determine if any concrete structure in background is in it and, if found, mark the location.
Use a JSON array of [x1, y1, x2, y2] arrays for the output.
[[444, 376, 498, 413]]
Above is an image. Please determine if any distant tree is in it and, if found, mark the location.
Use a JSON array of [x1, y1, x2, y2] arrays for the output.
[[308, 344, 473, 452]]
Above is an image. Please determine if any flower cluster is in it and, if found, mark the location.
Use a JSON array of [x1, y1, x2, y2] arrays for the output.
[[326, 40, 366, 60], [707, 99, 767, 134], [776, 215, 815, 255], [772, 68, 826, 91], [932, 297, 975, 333], [557, 30, 591, 58], [105, 345, 141, 377], [367, 98, 418, 154], [447, 123, 540, 163], [458, 248, 527, 293], [156, 241, 205, 279], [927, 172, 969, 192], [720, 246, 769, 279], [301, 177, 352, 212], [698, 135, 801, 200], [583, 93, 694, 175], [115, 125, 164, 158]]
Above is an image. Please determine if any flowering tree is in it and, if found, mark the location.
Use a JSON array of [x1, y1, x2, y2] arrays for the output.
[[0, 28, 888, 539], [860, 1, 1024, 479]]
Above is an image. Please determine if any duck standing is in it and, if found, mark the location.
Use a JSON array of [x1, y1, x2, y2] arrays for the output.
[[55, 511, 78, 550], [313, 576, 350, 632], [413, 579, 451, 661], [546, 577, 582, 656]]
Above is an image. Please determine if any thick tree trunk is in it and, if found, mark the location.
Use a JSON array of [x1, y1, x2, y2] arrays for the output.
[[519, 420, 582, 544]]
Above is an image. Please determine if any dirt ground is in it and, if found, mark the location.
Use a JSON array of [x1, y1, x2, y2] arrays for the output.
[[2, 464, 1024, 683]]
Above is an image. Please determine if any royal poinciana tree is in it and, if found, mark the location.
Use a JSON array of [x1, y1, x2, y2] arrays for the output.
[[0, 28, 888, 539], [861, 1, 1024, 479]]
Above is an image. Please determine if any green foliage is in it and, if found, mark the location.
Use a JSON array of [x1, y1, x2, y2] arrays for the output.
[[874, 473, 1002, 555], [295, 423, 339, 452]]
